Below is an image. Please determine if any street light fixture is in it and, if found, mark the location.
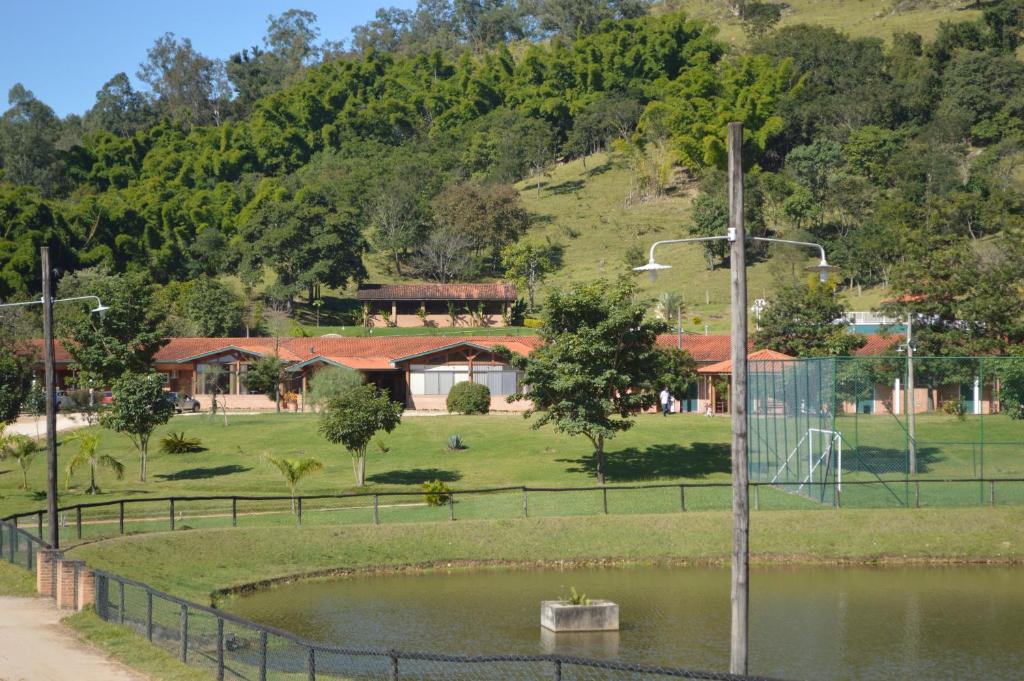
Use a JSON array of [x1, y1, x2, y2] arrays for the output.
[[633, 124, 834, 677], [0, 251, 110, 550]]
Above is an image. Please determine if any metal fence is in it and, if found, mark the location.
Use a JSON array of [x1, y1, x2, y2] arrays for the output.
[[92, 569, 786, 681], [4, 475, 1024, 547], [0, 516, 45, 570], [748, 356, 1024, 506]]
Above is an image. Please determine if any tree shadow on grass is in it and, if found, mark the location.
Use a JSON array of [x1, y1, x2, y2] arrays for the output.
[[367, 468, 462, 485], [844, 446, 942, 475], [559, 443, 731, 482], [547, 179, 585, 194], [155, 465, 251, 482]]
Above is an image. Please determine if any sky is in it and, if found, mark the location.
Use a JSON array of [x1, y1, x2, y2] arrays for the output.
[[0, 0, 417, 118]]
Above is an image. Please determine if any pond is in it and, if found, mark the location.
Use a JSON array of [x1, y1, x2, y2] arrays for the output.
[[227, 564, 1024, 680]]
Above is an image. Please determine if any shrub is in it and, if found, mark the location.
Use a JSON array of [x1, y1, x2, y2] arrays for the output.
[[523, 317, 543, 329], [447, 434, 466, 450], [159, 432, 203, 454], [423, 479, 452, 506], [942, 398, 967, 421], [562, 586, 591, 605], [446, 381, 490, 414]]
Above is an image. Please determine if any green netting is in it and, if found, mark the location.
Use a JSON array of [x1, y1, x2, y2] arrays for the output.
[[748, 356, 1024, 508]]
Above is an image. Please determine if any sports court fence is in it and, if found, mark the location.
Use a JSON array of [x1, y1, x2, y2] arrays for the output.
[[748, 356, 1024, 506]]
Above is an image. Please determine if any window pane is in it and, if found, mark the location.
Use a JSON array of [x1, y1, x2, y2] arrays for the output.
[[438, 372, 454, 395], [425, 372, 439, 395]]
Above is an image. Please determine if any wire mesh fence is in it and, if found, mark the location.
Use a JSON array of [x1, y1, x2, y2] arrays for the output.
[[92, 569, 787, 681], [748, 356, 1024, 507]]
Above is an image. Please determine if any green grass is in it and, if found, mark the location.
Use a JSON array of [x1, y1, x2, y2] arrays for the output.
[[515, 152, 895, 333], [0, 559, 36, 595], [0, 413, 738, 517], [70, 508, 1024, 605], [63, 608, 213, 681], [659, 0, 982, 46], [2, 411, 1020, 522]]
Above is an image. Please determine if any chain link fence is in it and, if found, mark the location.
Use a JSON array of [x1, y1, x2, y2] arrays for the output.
[[92, 569, 787, 681], [748, 356, 1024, 507]]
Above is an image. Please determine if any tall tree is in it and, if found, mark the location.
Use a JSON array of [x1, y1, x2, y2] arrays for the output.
[[84, 73, 154, 137], [501, 239, 563, 310], [0, 84, 63, 195], [502, 277, 667, 483], [58, 268, 168, 383], [319, 384, 404, 486], [0, 349, 31, 425], [137, 33, 230, 126], [754, 280, 864, 357], [101, 372, 175, 482]]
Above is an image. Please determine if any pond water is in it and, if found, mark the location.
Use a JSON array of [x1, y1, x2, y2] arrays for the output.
[[228, 564, 1024, 680]]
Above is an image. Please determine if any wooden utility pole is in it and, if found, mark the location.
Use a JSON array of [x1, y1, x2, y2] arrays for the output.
[[41, 246, 59, 549], [906, 313, 917, 475], [727, 122, 749, 675]]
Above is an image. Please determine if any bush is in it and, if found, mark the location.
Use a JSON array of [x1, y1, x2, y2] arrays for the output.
[[942, 398, 967, 421], [423, 479, 452, 506], [523, 317, 543, 329], [446, 381, 490, 414], [159, 432, 204, 454], [447, 434, 466, 450]]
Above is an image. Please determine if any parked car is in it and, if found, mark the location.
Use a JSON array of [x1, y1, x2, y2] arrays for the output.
[[55, 390, 75, 411], [165, 392, 201, 413]]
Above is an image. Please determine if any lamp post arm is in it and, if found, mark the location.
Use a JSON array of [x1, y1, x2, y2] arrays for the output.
[[750, 237, 827, 263], [0, 295, 105, 310], [646, 236, 730, 264]]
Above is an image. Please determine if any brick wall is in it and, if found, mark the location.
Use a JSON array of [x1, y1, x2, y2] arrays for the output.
[[35, 549, 60, 597]]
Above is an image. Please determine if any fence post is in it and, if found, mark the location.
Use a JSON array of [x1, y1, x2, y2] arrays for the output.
[[373, 495, 380, 525], [119, 501, 125, 535], [180, 604, 188, 662], [448, 493, 455, 521], [754, 485, 760, 511], [6, 524, 13, 562], [26, 537, 33, 569], [95, 574, 108, 619], [602, 488, 608, 514], [679, 485, 686, 512], [388, 651, 399, 681], [119, 580, 125, 624], [37, 511, 43, 539], [522, 488, 529, 518], [231, 498, 237, 527], [258, 631, 268, 681], [990, 480, 996, 507], [170, 498, 176, 531], [552, 659, 562, 681], [835, 482, 841, 509], [76, 507, 83, 540], [307, 646, 316, 681], [216, 618, 225, 681], [146, 591, 153, 641], [297, 497, 303, 526], [914, 481, 920, 509]]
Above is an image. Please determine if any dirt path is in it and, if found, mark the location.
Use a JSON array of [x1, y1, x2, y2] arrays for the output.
[[0, 597, 148, 681], [6, 414, 91, 439]]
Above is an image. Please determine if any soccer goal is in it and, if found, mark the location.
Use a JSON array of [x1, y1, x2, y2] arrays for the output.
[[769, 428, 842, 501]]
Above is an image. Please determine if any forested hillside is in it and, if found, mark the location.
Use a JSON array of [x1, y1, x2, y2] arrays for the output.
[[1, 0, 1023, 353]]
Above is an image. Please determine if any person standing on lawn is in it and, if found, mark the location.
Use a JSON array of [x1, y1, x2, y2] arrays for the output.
[[659, 387, 672, 416]]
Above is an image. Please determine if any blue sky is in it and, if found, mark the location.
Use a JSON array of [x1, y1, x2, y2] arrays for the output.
[[0, 1, 416, 118]]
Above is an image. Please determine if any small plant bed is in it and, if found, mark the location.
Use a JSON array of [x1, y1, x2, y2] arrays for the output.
[[542, 587, 619, 632]]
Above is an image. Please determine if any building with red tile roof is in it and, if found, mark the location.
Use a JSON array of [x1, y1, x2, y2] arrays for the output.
[[355, 282, 518, 328]]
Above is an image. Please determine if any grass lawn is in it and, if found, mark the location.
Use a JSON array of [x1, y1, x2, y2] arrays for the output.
[[70, 508, 1024, 605], [63, 609, 212, 681], [0, 559, 36, 596], [2, 411, 1021, 524], [0, 413, 737, 518]]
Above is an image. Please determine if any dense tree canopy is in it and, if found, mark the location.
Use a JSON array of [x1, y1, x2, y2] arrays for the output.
[[0, 0, 1020, 353]]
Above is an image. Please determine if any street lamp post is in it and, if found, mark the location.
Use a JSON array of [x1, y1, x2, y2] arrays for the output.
[[0, 246, 108, 549], [634, 123, 835, 675]]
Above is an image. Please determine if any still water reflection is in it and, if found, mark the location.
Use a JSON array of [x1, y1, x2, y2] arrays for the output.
[[228, 565, 1024, 680]]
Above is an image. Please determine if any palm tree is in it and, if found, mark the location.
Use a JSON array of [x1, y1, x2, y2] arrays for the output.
[[1, 435, 41, 491], [656, 291, 684, 324], [264, 453, 324, 514], [64, 432, 124, 495]]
